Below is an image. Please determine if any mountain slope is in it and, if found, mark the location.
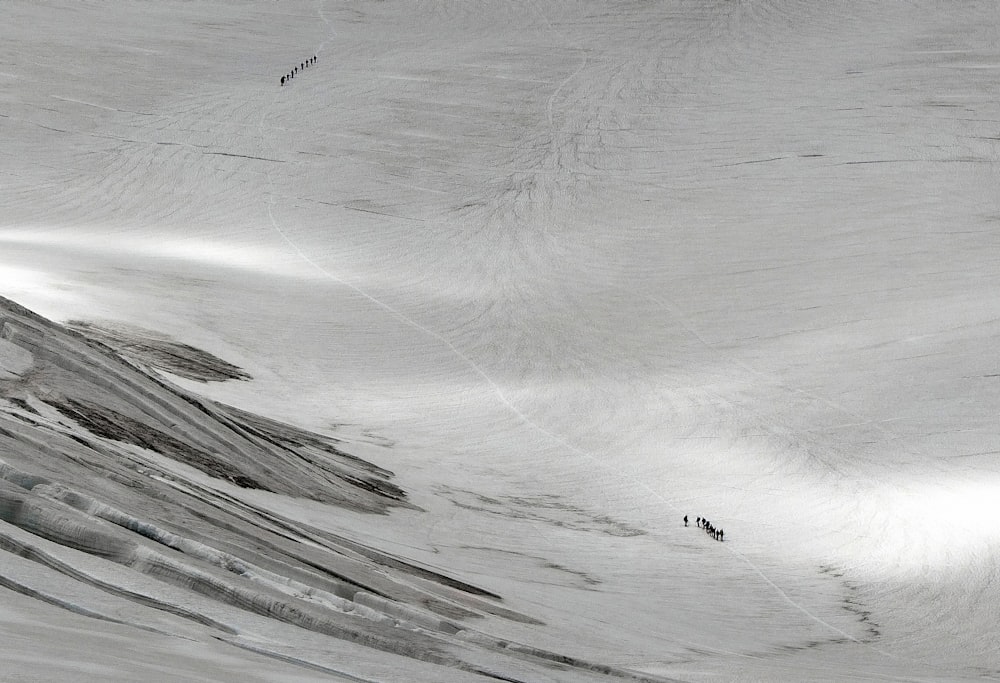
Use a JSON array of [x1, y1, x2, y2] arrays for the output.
[[0, 295, 676, 682]]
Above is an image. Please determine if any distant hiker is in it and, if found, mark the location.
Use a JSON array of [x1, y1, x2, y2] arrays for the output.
[[280, 75, 285, 86], [696, 516, 701, 527], [683, 515, 688, 527], [719, 529, 724, 542]]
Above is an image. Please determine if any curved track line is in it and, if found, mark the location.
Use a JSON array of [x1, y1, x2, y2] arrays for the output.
[[535, 0, 588, 130], [529, 0, 894, 656], [546, 53, 588, 129], [314, 0, 334, 54], [255, 0, 901, 663]]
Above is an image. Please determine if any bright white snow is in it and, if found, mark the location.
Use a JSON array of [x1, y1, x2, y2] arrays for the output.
[[3, 0, 1000, 680]]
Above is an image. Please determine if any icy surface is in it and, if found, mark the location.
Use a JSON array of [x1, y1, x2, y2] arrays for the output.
[[2, 0, 1000, 680]]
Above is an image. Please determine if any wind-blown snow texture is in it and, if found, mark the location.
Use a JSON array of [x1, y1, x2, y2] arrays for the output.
[[2, 1, 1000, 680]]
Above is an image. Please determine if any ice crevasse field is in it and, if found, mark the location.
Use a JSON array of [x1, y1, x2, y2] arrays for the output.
[[1, 0, 1000, 680]]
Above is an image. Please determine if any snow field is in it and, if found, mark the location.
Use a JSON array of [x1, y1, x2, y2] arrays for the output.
[[3, 0, 1000, 679]]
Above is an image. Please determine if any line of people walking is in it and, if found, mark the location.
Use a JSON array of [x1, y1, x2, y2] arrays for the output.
[[280, 55, 317, 86], [683, 515, 723, 542]]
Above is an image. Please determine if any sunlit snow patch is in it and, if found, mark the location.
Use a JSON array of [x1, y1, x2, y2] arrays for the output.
[[0, 229, 332, 280]]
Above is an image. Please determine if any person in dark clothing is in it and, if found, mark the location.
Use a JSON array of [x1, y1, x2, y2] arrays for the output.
[[696, 516, 701, 527], [683, 515, 688, 527], [280, 75, 285, 85], [718, 529, 724, 542]]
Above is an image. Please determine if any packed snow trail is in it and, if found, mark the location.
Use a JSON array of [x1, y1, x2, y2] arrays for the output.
[[253, 0, 899, 662]]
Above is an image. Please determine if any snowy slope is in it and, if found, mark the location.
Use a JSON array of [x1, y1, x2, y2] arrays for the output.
[[2, 0, 1000, 680], [0, 295, 677, 682]]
